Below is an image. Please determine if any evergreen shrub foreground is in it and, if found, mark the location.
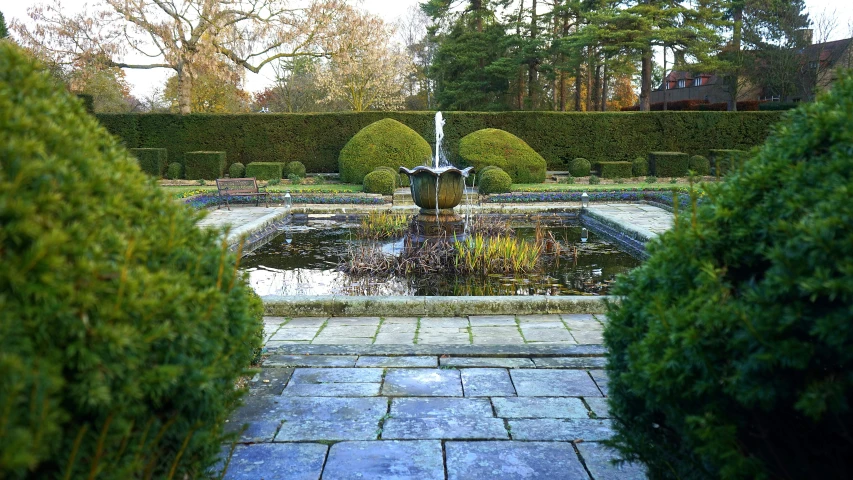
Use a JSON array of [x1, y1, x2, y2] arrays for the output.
[[0, 43, 263, 479], [604, 74, 853, 479]]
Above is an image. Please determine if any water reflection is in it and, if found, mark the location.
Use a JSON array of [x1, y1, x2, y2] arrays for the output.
[[241, 218, 641, 296]]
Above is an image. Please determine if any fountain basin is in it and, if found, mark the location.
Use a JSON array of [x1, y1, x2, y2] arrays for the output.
[[399, 166, 473, 212]]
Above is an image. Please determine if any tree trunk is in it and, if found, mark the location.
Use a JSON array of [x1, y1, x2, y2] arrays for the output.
[[662, 46, 668, 111], [640, 47, 651, 111], [601, 59, 608, 111], [592, 62, 601, 111], [527, 0, 538, 109], [177, 67, 192, 115], [574, 60, 583, 111]]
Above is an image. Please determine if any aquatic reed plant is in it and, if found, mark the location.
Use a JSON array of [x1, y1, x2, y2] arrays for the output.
[[358, 212, 409, 239]]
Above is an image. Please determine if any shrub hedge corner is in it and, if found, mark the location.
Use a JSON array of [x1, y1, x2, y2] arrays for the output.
[[184, 151, 226, 180], [599, 161, 632, 178], [649, 152, 689, 177], [246, 162, 283, 180]]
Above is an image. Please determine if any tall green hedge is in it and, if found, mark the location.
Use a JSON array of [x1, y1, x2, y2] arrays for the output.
[[649, 152, 689, 177], [184, 151, 226, 180], [129, 148, 168, 177], [246, 162, 282, 180], [599, 161, 632, 178], [95, 112, 784, 173]]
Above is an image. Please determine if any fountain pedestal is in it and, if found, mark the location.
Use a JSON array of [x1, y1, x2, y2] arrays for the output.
[[399, 165, 473, 245], [409, 210, 466, 243]]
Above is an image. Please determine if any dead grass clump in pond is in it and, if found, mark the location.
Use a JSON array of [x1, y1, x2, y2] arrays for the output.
[[467, 215, 514, 237]]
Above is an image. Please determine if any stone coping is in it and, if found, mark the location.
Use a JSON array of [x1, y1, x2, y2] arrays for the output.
[[262, 295, 611, 316], [264, 343, 607, 357], [224, 207, 291, 251]]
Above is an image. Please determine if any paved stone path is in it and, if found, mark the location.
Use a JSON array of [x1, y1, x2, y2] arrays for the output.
[[262, 314, 606, 347], [585, 204, 673, 240]]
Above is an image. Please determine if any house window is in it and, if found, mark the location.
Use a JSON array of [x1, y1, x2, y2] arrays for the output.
[[677, 79, 687, 88], [693, 77, 703, 86]]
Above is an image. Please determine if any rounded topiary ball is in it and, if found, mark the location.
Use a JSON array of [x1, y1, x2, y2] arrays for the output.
[[478, 167, 513, 195], [339, 118, 432, 184], [286, 161, 306, 178], [166, 161, 183, 179], [374, 166, 402, 187], [604, 73, 853, 479], [363, 169, 396, 195], [458, 128, 546, 183], [631, 157, 648, 177], [568, 158, 591, 177], [688, 155, 710, 176], [229, 161, 246, 178], [0, 42, 262, 479]]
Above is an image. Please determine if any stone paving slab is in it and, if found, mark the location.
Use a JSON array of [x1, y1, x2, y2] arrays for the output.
[[273, 397, 387, 441], [590, 370, 610, 395], [576, 442, 647, 480], [509, 418, 613, 441], [355, 356, 437, 368], [584, 397, 611, 418], [382, 369, 463, 397], [265, 355, 357, 367], [445, 441, 588, 480], [246, 368, 293, 396], [381, 417, 509, 440], [322, 441, 444, 480], [225, 395, 288, 442], [374, 333, 418, 344], [440, 357, 535, 368], [469, 315, 517, 326], [533, 357, 607, 369], [282, 383, 380, 397], [461, 368, 516, 397], [289, 368, 383, 384], [266, 344, 607, 356], [391, 398, 493, 418], [510, 369, 603, 397], [217, 442, 327, 480], [492, 397, 588, 419]]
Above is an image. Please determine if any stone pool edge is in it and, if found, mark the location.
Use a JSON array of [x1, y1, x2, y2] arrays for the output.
[[262, 295, 612, 316]]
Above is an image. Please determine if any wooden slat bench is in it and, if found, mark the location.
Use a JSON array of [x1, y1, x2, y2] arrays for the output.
[[215, 177, 269, 210]]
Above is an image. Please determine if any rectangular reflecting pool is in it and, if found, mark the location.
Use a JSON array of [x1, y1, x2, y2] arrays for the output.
[[241, 216, 641, 296]]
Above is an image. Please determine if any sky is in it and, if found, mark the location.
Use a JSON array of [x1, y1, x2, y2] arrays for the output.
[[4, 0, 852, 99]]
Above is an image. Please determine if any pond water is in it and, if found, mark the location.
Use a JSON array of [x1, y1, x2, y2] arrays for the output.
[[242, 217, 642, 296]]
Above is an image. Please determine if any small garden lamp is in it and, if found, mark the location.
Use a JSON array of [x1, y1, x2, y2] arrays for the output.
[[581, 227, 589, 243], [284, 191, 292, 209], [581, 191, 589, 208]]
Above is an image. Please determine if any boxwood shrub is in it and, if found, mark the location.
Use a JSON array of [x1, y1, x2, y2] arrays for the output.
[[166, 161, 183, 179], [631, 157, 648, 176], [0, 42, 262, 479], [648, 152, 688, 177], [129, 148, 168, 177], [599, 161, 632, 178], [568, 158, 591, 177], [688, 155, 710, 175], [184, 151, 226, 180], [339, 118, 432, 184], [604, 72, 853, 480], [285, 161, 306, 178], [458, 128, 547, 183], [478, 167, 513, 194], [363, 169, 396, 195], [246, 162, 283, 180], [229, 161, 246, 178]]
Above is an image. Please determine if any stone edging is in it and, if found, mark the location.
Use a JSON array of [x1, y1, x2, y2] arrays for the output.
[[265, 344, 607, 357], [579, 211, 650, 259], [262, 295, 611, 316], [226, 207, 292, 253]]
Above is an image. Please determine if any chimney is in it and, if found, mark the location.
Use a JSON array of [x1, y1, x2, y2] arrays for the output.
[[796, 28, 814, 45]]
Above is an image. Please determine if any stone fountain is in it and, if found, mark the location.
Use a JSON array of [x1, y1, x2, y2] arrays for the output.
[[399, 112, 473, 242]]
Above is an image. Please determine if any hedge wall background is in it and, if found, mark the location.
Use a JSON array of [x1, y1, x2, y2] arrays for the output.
[[96, 111, 784, 173]]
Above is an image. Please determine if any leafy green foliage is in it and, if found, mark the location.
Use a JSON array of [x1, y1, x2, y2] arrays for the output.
[[362, 169, 395, 195], [77, 93, 95, 113], [632, 157, 648, 176], [286, 173, 302, 184], [285, 161, 306, 178], [0, 42, 262, 479], [246, 162, 283, 180], [229, 162, 246, 178], [478, 167, 513, 194], [373, 166, 404, 188], [648, 152, 688, 177], [129, 148, 168, 177], [604, 73, 853, 480], [599, 161, 632, 178], [184, 151, 226, 180], [166, 161, 183, 179], [588, 175, 601, 185], [458, 128, 546, 183], [688, 155, 710, 175], [0, 11, 8, 39], [569, 158, 591, 177], [95, 112, 784, 174], [709, 149, 747, 176], [338, 118, 432, 184]]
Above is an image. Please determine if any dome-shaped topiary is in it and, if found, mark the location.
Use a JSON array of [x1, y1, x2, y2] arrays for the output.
[[363, 169, 396, 195], [458, 128, 546, 183], [0, 43, 262, 479], [604, 73, 853, 479], [631, 157, 648, 177], [285, 161, 306, 178], [229, 161, 246, 178], [167, 161, 184, 179], [478, 167, 513, 194], [339, 118, 432, 184], [568, 158, 591, 177], [688, 155, 710, 175]]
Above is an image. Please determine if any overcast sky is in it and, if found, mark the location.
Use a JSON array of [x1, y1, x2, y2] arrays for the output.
[[5, 0, 852, 99]]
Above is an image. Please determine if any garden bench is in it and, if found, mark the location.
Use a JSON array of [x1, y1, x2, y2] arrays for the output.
[[216, 177, 269, 210]]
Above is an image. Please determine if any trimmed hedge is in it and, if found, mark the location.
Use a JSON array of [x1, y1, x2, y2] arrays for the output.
[[184, 151, 225, 180], [688, 155, 711, 175], [129, 148, 168, 177], [632, 157, 648, 176], [229, 162, 246, 178], [599, 161, 632, 178], [285, 161, 306, 178], [649, 152, 689, 177], [166, 162, 183, 179], [339, 118, 432, 184], [458, 128, 547, 183], [568, 158, 591, 177], [95, 112, 784, 173], [0, 42, 262, 479], [76, 93, 94, 113], [363, 169, 396, 195], [709, 149, 748, 176], [604, 72, 853, 480], [478, 167, 513, 194], [246, 162, 283, 180]]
